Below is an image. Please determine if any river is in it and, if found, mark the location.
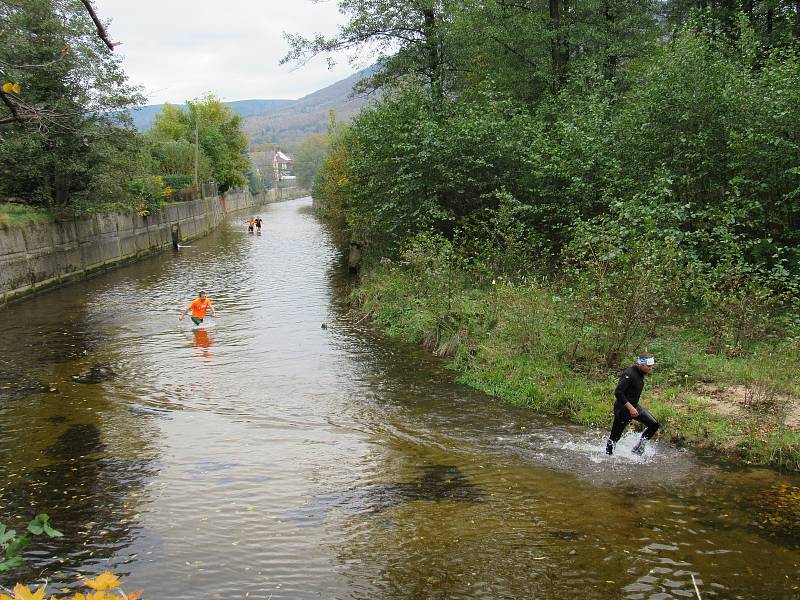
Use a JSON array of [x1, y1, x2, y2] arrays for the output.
[[0, 197, 797, 599]]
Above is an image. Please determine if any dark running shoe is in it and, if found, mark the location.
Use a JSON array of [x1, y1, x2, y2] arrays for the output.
[[632, 439, 646, 455], [606, 439, 614, 455]]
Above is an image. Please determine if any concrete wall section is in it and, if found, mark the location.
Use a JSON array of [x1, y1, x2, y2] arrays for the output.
[[0, 189, 270, 305]]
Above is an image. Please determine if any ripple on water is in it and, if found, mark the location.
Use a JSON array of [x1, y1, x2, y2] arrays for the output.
[[0, 199, 799, 599]]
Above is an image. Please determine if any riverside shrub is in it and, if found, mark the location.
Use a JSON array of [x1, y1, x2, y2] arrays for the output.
[[318, 19, 800, 312]]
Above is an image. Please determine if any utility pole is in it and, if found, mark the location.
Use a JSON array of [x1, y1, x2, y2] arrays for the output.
[[194, 119, 200, 195]]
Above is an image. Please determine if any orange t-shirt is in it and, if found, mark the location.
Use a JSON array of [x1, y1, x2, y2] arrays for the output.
[[189, 297, 212, 318], [248, 219, 255, 226]]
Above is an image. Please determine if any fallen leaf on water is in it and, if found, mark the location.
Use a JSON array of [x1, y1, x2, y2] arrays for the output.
[[83, 572, 120, 591]]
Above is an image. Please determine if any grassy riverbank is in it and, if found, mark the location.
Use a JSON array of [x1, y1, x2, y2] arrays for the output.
[[0, 203, 51, 229], [354, 263, 800, 471]]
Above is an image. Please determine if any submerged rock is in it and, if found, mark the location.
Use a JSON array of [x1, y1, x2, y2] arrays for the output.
[[72, 364, 114, 384]]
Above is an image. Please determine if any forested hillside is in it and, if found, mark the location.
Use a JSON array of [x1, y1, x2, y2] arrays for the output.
[[129, 68, 374, 144], [300, 0, 800, 468]]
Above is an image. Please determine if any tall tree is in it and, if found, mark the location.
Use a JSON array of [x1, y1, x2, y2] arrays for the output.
[[0, 0, 143, 210], [149, 95, 250, 193], [282, 0, 460, 98]]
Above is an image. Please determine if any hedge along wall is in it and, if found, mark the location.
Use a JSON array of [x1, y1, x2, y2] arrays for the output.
[[0, 189, 273, 305]]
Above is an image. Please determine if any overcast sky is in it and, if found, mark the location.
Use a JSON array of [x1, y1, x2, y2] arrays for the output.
[[96, 0, 358, 105]]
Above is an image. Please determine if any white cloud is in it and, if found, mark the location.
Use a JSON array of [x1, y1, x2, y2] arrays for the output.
[[96, 0, 359, 104]]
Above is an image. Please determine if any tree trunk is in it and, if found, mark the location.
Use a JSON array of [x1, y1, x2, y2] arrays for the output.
[[602, 0, 618, 80], [767, 7, 774, 37], [795, 0, 800, 38], [422, 8, 443, 100], [549, 0, 567, 90], [742, 0, 754, 20]]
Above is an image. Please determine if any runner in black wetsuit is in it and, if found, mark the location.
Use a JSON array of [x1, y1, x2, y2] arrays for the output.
[[606, 353, 660, 456]]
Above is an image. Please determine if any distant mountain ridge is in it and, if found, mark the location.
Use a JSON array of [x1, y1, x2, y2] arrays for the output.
[[129, 99, 294, 131], [130, 67, 376, 143]]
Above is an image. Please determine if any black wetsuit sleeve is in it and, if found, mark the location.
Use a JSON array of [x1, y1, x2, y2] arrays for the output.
[[615, 372, 631, 404]]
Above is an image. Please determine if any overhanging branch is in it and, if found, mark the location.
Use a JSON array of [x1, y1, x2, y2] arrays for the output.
[[0, 90, 22, 123], [79, 0, 120, 51]]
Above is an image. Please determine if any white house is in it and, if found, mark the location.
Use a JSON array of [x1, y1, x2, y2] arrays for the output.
[[273, 151, 295, 181]]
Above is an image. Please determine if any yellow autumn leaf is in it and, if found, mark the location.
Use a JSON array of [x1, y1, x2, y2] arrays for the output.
[[4, 585, 46, 600], [2, 83, 13, 93], [83, 572, 120, 591], [67, 594, 112, 600], [11, 83, 20, 94]]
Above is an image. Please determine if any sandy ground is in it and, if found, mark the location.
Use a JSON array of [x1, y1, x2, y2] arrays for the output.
[[696, 384, 800, 429]]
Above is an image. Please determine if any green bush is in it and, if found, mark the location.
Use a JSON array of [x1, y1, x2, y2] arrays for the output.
[[127, 175, 167, 216], [161, 174, 194, 190]]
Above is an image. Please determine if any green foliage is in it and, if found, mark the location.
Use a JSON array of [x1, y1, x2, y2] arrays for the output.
[[0, 515, 62, 573], [283, 0, 462, 98], [301, 2, 800, 467], [312, 124, 352, 227], [355, 258, 800, 470], [161, 174, 194, 190], [248, 171, 263, 195], [336, 84, 531, 254], [0, 0, 145, 212], [26, 514, 62, 538], [0, 202, 50, 229], [127, 175, 167, 216], [294, 133, 331, 189], [147, 95, 250, 193], [311, 12, 800, 313], [564, 220, 686, 369], [146, 137, 210, 181]]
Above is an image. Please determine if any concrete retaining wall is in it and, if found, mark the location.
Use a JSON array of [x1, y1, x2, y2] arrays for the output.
[[0, 188, 282, 305]]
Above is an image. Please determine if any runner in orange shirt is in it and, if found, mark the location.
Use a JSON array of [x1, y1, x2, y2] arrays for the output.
[[179, 290, 217, 325]]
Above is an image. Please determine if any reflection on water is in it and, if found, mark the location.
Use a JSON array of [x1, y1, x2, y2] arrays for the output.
[[191, 329, 213, 359], [289, 464, 482, 527], [0, 198, 798, 599]]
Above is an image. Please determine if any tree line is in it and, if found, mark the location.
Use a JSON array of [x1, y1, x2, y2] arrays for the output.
[[298, 0, 800, 361], [0, 0, 250, 218]]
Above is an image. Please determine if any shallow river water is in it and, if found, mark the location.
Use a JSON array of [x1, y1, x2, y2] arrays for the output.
[[0, 198, 798, 599]]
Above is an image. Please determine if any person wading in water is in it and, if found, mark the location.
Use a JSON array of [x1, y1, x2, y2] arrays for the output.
[[606, 353, 660, 456], [179, 290, 217, 325]]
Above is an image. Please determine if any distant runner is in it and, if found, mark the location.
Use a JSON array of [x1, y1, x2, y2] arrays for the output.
[[255, 216, 263, 233], [247, 217, 255, 234], [606, 353, 660, 456], [179, 290, 217, 325]]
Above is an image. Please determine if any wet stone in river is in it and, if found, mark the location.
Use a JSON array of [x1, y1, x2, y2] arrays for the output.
[[71, 364, 115, 384]]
